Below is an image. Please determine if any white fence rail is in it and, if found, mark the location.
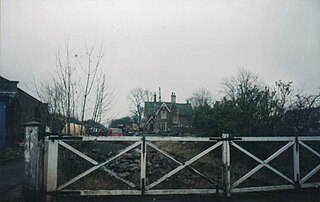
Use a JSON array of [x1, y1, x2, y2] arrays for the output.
[[44, 134, 320, 197]]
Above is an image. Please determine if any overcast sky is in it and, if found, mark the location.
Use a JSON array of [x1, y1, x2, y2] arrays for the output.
[[1, 0, 320, 122]]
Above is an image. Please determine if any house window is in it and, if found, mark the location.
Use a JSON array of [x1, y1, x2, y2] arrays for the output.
[[161, 111, 167, 119], [160, 122, 167, 131], [173, 116, 179, 124]]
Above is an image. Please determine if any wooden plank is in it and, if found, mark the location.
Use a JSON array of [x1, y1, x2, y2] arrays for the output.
[[293, 140, 300, 187], [147, 142, 216, 185], [59, 141, 98, 164], [75, 136, 141, 142], [46, 140, 58, 192], [60, 189, 220, 195], [299, 141, 320, 158], [232, 185, 295, 193], [238, 137, 295, 142], [301, 182, 320, 188], [145, 189, 217, 195], [140, 137, 146, 193], [57, 141, 141, 190], [60, 190, 141, 195], [299, 136, 320, 141], [300, 164, 320, 184], [145, 136, 218, 142], [232, 141, 294, 188], [146, 141, 223, 190], [59, 141, 137, 188], [222, 134, 231, 197]]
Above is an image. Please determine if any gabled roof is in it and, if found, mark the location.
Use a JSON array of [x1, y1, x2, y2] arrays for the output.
[[144, 101, 193, 117]]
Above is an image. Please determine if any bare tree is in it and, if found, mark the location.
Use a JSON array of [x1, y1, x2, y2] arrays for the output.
[[91, 74, 116, 131], [222, 69, 262, 100], [34, 39, 114, 135], [128, 88, 153, 127], [187, 88, 213, 107], [76, 41, 104, 135]]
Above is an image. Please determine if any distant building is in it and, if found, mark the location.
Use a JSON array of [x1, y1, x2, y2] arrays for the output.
[[0, 76, 49, 150], [144, 91, 193, 133]]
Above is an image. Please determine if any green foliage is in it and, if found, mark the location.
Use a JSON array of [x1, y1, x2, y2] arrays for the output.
[[192, 70, 320, 137], [109, 116, 133, 128]]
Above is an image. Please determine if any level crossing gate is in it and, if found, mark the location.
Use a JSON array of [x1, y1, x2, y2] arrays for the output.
[[44, 134, 320, 197]]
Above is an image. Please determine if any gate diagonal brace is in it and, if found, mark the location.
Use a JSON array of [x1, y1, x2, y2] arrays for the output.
[[58, 141, 137, 188], [57, 141, 141, 191], [147, 142, 217, 185], [146, 141, 223, 190], [231, 141, 295, 189], [298, 141, 320, 184]]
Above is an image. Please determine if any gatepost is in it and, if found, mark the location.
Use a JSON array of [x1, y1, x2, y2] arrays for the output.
[[24, 121, 44, 201], [222, 133, 231, 197]]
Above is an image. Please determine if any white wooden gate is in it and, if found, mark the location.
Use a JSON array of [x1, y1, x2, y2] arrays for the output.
[[223, 134, 320, 196], [44, 134, 320, 197]]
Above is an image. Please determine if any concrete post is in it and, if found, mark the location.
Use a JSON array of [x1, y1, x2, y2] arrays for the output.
[[24, 121, 44, 200]]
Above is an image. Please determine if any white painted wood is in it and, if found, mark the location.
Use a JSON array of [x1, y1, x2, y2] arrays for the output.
[[300, 164, 320, 184], [146, 141, 223, 190], [232, 141, 294, 188], [145, 189, 218, 195], [222, 134, 231, 197], [147, 142, 216, 185], [145, 136, 218, 142], [299, 141, 320, 158], [140, 138, 146, 192], [61, 189, 219, 195], [232, 185, 295, 193], [59, 141, 98, 165], [58, 141, 137, 188], [47, 135, 320, 196], [77, 136, 141, 142], [57, 141, 141, 190], [301, 182, 320, 188], [238, 137, 295, 141], [293, 139, 300, 187], [299, 136, 320, 141], [61, 190, 142, 195], [46, 140, 58, 192]]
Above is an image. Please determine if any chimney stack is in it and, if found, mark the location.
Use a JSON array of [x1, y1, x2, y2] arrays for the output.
[[159, 87, 161, 103], [171, 92, 176, 103], [153, 92, 157, 102]]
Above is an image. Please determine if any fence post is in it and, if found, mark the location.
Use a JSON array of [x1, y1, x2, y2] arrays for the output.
[[140, 136, 147, 195], [293, 136, 300, 189], [46, 137, 58, 192], [222, 133, 231, 197], [24, 121, 44, 200]]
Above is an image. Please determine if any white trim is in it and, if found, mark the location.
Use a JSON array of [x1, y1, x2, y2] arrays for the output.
[[145, 189, 218, 195], [58, 141, 137, 188], [145, 116, 155, 126], [232, 185, 295, 193], [231, 141, 295, 188], [46, 140, 58, 192], [300, 164, 320, 184], [60, 190, 142, 196], [146, 141, 223, 190], [57, 141, 141, 190], [155, 103, 171, 117], [147, 142, 216, 185]]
